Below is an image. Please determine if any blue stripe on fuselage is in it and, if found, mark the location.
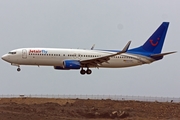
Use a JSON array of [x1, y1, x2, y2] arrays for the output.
[[95, 49, 163, 60]]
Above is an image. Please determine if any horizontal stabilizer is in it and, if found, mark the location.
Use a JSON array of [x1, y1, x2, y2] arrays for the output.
[[151, 51, 177, 58]]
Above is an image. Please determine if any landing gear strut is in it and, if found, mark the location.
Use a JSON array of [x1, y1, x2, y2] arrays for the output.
[[17, 67, 21, 72], [80, 68, 92, 75]]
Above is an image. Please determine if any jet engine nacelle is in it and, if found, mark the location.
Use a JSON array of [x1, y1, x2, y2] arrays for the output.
[[54, 60, 81, 70], [51, 60, 80, 70], [63, 60, 81, 69]]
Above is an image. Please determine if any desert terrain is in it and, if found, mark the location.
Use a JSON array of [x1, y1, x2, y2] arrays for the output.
[[0, 98, 180, 120]]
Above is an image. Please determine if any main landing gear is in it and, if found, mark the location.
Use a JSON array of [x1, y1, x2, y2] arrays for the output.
[[80, 68, 92, 75]]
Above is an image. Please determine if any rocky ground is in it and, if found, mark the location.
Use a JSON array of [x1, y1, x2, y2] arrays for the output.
[[0, 98, 180, 120]]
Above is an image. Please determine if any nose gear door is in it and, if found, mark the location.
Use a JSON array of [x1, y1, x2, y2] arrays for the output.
[[22, 49, 27, 59]]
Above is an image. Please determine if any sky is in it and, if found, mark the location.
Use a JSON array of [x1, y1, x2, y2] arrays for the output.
[[0, 0, 179, 97]]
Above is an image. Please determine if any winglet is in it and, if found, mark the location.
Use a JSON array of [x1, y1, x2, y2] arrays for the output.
[[112, 41, 131, 56], [91, 44, 95, 50], [122, 41, 131, 52]]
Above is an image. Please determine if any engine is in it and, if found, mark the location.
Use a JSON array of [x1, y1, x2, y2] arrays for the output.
[[63, 60, 81, 69], [54, 60, 81, 70]]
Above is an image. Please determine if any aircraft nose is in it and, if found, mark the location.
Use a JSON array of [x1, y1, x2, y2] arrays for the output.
[[1, 54, 9, 61]]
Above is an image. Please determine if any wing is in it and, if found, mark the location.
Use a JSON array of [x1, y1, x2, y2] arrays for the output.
[[80, 41, 131, 67]]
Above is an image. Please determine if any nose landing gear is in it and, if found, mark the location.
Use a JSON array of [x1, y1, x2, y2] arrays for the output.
[[11, 63, 21, 72], [80, 68, 92, 75], [17, 67, 21, 72]]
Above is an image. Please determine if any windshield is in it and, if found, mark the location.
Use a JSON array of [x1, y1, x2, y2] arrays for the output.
[[8, 52, 16, 54]]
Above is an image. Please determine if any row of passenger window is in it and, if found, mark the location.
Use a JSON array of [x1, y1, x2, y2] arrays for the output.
[[29, 54, 61, 56], [113, 56, 133, 59], [29, 53, 133, 59], [68, 54, 100, 58], [29, 53, 100, 57]]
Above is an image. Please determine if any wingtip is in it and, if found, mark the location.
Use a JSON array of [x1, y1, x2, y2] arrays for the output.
[[168, 51, 177, 54], [122, 41, 131, 52], [91, 44, 95, 50]]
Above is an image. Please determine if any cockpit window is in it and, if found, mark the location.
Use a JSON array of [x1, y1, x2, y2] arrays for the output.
[[8, 52, 16, 54]]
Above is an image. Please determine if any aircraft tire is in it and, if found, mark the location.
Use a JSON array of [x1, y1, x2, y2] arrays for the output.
[[17, 68, 21, 72], [86, 69, 92, 75], [80, 69, 86, 75]]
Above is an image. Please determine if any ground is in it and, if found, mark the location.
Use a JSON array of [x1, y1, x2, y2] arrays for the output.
[[0, 98, 180, 120]]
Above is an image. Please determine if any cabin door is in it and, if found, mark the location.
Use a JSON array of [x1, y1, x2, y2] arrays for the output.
[[22, 49, 27, 59]]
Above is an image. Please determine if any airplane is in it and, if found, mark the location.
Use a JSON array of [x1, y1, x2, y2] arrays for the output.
[[1, 22, 176, 75]]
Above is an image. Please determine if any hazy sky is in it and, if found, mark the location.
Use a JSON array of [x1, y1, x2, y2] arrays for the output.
[[0, 0, 179, 97]]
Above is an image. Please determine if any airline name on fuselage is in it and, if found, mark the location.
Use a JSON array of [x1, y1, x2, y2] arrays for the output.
[[29, 49, 48, 54]]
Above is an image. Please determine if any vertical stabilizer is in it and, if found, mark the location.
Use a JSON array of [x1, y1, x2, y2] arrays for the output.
[[142, 22, 169, 53]]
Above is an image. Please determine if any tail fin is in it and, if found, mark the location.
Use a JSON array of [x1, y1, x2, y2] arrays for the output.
[[131, 22, 169, 54], [141, 22, 169, 54]]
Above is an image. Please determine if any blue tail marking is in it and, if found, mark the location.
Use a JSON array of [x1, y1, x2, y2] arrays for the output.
[[130, 22, 169, 54], [97, 22, 170, 59]]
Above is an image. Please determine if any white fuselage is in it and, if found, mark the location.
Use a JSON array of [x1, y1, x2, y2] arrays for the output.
[[2, 48, 154, 69], [1, 22, 174, 75]]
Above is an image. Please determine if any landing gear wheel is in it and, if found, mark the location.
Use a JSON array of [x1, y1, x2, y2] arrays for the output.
[[17, 68, 21, 72], [86, 69, 92, 75], [80, 69, 86, 75]]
